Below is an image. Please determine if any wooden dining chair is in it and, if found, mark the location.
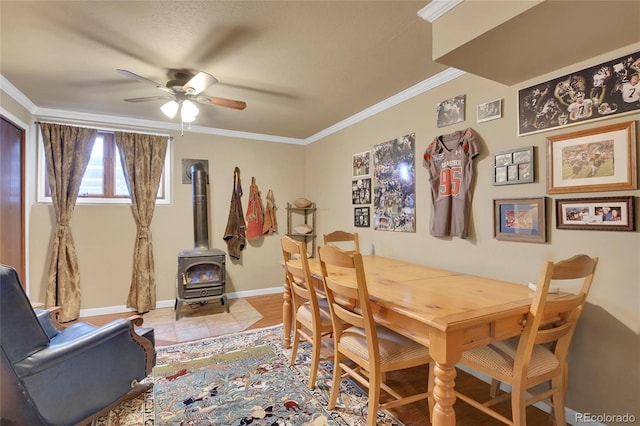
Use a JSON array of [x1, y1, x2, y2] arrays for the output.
[[322, 230, 360, 254], [455, 254, 598, 426], [281, 236, 334, 390], [318, 245, 433, 426]]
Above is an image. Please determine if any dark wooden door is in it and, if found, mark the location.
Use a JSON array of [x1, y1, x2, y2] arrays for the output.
[[0, 116, 26, 283]]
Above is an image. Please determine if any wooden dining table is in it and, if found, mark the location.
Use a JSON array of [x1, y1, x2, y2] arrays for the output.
[[282, 254, 535, 426]]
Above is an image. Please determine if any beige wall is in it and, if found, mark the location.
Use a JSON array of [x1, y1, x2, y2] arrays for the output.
[[2, 42, 638, 421], [307, 45, 640, 333], [25, 130, 305, 310], [305, 43, 640, 419]]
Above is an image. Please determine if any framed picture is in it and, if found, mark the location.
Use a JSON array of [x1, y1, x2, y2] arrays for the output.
[[556, 196, 635, 231], [372, 133, 415, 232], [477, 99, 502, 123], [354, 207, 370, 228], [547, 121, 637, 194], [518, 50, 640, 135], [494, 197, 547, 243], [352, 150, 371, 177], [352, 177, 371, 204], [492, 146, 534, 185], [437, 94, 465, 128]]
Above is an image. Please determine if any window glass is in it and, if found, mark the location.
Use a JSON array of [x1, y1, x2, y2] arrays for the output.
[[79, 136, 105, 196], [114, 145, 129, 196]]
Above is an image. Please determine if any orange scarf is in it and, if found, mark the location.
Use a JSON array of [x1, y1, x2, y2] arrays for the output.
[[245, 177, 264, 241]]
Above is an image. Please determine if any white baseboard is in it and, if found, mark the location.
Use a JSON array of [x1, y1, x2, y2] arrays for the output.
[[78, 286, 284, 318], [455, 364, 603, 426]]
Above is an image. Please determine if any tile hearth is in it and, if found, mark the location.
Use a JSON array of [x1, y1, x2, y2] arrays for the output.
[[142, 298, 263, 345]]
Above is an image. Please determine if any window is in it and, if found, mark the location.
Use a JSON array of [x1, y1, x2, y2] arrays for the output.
[[39, 130, 171, 204]]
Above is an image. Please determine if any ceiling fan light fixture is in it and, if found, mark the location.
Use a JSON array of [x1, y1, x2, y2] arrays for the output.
[[182, 99, 199, 117], [117, 69, 245, 125], [181, 113, 197, 123], [160, 100, 179, 118]]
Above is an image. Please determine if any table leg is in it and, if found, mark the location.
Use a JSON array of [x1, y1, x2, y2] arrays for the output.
[[431, 361, 457, 426], [282, 278, 292, 349]]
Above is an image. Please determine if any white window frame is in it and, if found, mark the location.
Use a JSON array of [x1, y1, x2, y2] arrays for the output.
[[37, 127, 172, 205]]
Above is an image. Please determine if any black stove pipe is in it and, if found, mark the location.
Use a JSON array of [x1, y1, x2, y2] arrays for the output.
[[190, 163, 209, 250]]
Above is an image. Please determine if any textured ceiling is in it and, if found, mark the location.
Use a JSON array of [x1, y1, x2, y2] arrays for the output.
[[1, 1, 444, 140], [3, 1, 638, 141]]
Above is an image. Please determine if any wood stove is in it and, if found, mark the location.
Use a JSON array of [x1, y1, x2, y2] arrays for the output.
[[174, 163, 228, 320]]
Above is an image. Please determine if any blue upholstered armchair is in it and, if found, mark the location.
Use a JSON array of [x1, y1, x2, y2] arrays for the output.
[[0, 265, 156, 426]]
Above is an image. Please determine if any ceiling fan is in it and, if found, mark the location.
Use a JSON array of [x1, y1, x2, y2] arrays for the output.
[[116, 69, 246, 123]]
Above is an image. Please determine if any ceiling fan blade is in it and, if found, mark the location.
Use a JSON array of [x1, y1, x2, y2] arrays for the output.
[[196, 95, 247, 110], [184, 71, 218, 95], [116, 69, 175, 94], [124, 95, 174, 103]]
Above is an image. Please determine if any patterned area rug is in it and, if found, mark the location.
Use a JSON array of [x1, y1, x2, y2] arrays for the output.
[[94, 325, 405, 426]]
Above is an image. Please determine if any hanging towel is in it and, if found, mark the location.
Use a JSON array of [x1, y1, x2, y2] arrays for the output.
[[262, 189, 277, 235], [245, 176, 264, 241], [223, 167, 246, 259]]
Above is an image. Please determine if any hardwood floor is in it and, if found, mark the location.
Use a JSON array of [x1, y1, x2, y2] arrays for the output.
[[80, 293, 555, 426]]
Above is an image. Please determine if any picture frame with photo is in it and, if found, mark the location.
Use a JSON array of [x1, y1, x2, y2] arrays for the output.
[[352, 177, 371, 204], [555, 196, 635, 231], [437, 94, 465, 128], [518, 50, 640, 136], [492, 146, 535, 185], [372, 133, 415, 232], [354, 207, 370, 228], [352, 150, 371, 177], [477, 99, 502, 123], [547, 121, 637, 194], [494, 197, 547, 243]]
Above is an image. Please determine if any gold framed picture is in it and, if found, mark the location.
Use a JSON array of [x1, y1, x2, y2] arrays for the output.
[[546, 121, 637, 194]]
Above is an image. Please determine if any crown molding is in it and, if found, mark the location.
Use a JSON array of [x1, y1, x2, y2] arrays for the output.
[[1, 75, 37, 113], [417, 0, 463, 23], [304, 67, 465, 144], [32, 107, 306, 144], [2, 68, 465, 146]]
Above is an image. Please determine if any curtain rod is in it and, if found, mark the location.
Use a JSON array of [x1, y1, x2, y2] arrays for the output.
[[34, 120, 174, 141]]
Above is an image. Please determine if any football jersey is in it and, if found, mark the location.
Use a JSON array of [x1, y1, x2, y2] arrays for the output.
[[567, 99, 593, 120], [423, 128, 479, 238], [621, 81, 640, 104]]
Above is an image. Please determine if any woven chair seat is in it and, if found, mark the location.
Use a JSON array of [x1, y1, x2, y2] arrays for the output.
[[341, 325, 430, 365], [462, 337, 559, 379], [297, 301, 333, 328]]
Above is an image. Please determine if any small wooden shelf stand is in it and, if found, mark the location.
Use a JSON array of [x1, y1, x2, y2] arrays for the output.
[[286, 202, 317, 257]]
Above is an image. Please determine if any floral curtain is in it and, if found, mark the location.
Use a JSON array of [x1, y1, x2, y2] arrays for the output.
[[40, 123, 97, 322], [115, 132, 168, 313]]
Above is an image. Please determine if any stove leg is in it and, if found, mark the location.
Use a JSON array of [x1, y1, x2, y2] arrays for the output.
[[175, 298, 182, 320], [221, 295, 230, 313]]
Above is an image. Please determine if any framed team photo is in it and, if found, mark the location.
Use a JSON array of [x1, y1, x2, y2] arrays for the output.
[[494, 197, 547, 243], [556, 196, 634, 231], [354, 207, 370, 228], [436, 94, 465, 128], [352, 150, 371, 177], [546, 121, 636, 194], [477, 99, 502, 123]]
